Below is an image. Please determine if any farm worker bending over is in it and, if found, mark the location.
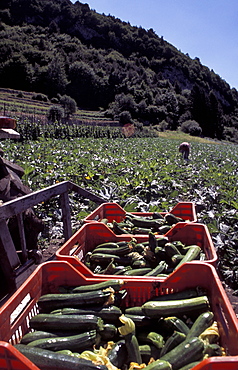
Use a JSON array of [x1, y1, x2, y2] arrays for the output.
[[179, 142, 190, 160]]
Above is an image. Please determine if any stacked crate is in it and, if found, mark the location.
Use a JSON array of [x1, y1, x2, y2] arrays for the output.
[[0, 202, 237, 369]]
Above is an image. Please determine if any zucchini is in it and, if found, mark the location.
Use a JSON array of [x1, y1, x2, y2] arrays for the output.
[[149, 232, 158, 252], [89, 252, 121, 264], [160, 336, 204, 370], [107, 339, 127, 369], [149, 288, 204, 302], [203, 343, 223, 357], [50, 305, 122, 323], [21, 331, 58, 345], [142, 296, 210, 318], [176, 362, 200, 370], [113, 220, 130, 234], [15, 344, 108, 370], [175, 245, 201, 270], [164, 213, 182, 225], [125, 306, 144, 315], [160, 331, 186, 357], [186, 311, 214, 340], [92, 244, 132, 256], [161, 316, 190, 336], [145, 260, 168, 276], [29, 314, 104, 332], [157, 236, 169, 247], [27, 330, 98, 352], [118, 315, 142, 364], [137, 331, 164, 349], [71, 279, 124, 293], [139, 344, 161, 363], [99, 323, 117, 341], [124, 314, 153, 327], [130, 217, 162, 229], [158, 225, 171, 234], [164, 243, 182, 258], [140, 359, 172, 370], [123, 267, 153, 276], [38, 289, 114, 311]]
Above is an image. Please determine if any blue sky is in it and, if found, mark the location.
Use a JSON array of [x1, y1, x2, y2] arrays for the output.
[[71, 0, 238, 90]]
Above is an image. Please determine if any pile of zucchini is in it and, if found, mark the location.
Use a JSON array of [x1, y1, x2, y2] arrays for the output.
[[103, 212, 186, 235], [15, 280, 226, 370], [85, 232, 205, 277]]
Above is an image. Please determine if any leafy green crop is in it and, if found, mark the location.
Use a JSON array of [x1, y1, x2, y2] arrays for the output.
[[1, 137, 238, 289]]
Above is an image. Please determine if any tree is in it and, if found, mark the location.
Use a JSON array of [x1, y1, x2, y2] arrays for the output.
[[59, 95, 77, 120], [47, 105, 64, 123]]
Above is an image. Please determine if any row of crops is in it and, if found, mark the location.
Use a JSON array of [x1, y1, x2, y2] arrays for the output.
[[1, 136, 238, 291]]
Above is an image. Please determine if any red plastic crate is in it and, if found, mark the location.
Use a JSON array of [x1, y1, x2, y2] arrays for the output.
[[55, 221, 218, 279], [0, 261, 237, 369], [83, 201, 197, 224]]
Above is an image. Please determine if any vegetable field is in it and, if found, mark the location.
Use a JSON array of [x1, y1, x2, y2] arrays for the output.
[[1, 137, 238, 290]]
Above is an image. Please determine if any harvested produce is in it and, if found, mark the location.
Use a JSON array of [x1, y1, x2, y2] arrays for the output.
[[84, 235, 206, 277], [15, 279, 226, 370], [105, 212, 186, 235]]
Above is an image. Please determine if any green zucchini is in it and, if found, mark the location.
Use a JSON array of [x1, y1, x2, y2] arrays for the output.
[[71, 279, 124, 293], [50, 305, 122, 323], [118, 315, 142, 364], [203, 343, 223, 357], [186, 311, 214, 340], [94, 242, 119, 249], [29, 314, 104, 332], [161, 316, 190, 335], [177, 362, 200, 370], [164, 243, 182, 258], [160, 331, 186, 357], [175, 245, 201, 269], [21, 331, 58, 345], [89, 252, 121, 264], [160, 336, 204, 370], [123, 267, 153, 276], [140, 359, 172, 370], [139, 344, 161, 363], [125, 306, 144, 315], [157, 236, 169, 247], [132, 227, 151, 234], [113, 220, 130, 234], [92, 245, 132, 256], [124, 314, 153, 327], [99, 323, 117, 340], [130, 217, 162, 229], [171, 254, 184, 266], [137, 331, 164, 349], [27, 330, 98, 352], [142, 296, 210, 318], [164, 213, 182, 225], [149, 288, 204, 302], [15, 344, 108, 370], [38, 289, 113, 311], [107, 339, 127, 369], [149, 231, 158, 252], [145, 260, 168, 276], [158, 225, 171, 234]]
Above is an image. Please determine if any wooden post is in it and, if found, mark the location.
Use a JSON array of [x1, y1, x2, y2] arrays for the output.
[[16, 213, 28, 262], [59, 191, 72, 241]]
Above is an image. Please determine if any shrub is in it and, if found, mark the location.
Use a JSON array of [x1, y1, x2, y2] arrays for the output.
[[47, 105, 64, 122], [180, 120, 202, 136], [32, 93, 48, 102]]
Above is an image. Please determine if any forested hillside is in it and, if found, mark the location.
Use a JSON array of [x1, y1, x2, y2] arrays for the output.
[[1, 0, 238, 141]]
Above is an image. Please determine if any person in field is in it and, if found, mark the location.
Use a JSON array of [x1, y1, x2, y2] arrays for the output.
[[179, 142, 190, 161]]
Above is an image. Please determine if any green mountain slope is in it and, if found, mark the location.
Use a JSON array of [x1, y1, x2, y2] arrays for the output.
[[0, 0, 238, 141]]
